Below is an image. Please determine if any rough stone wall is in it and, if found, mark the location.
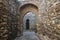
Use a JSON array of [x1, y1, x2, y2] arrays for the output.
[[7, 0, 19, 40], [38, 0, 60, 40], [0, 0, 9, 40], [0, 0, 19, 40]]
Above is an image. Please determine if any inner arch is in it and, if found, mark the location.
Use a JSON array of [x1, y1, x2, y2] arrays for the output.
[[23, 12, 37, 32]]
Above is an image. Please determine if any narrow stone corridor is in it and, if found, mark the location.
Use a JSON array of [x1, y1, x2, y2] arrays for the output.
[[0, 0, 60, 40], [15, 31, 40, 40]]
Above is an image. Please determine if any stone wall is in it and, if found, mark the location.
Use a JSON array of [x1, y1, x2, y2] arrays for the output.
[[38, 0, 60, 40], [0, 0, 9, 40], [7, 0, 19, 40], [0, 0, 19, 40]]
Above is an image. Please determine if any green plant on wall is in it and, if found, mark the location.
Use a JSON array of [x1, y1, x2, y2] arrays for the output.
[[16, 0, 18, 2]]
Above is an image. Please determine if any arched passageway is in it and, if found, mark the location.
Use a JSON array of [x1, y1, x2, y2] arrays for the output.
[[18, 3, 39, 34], [23, 12, 37, 32]]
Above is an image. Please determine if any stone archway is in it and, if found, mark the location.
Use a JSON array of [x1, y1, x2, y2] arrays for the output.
[[23, 12, 37, 32], [18, 3, 39, 34]]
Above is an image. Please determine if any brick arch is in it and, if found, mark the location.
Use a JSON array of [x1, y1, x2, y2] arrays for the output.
[[18, 3, 39, 34]]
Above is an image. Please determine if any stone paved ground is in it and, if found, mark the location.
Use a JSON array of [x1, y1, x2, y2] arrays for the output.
[[15, 31, 40, 40]]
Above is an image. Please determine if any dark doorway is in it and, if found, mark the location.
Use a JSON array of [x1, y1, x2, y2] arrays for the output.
[[26, 19, 29, 30]]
